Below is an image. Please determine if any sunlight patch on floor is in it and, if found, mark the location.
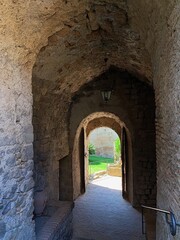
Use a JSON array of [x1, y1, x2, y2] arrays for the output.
[[91, 175, 122, 191]]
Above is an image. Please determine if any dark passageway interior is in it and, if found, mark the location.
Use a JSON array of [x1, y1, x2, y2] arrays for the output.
[[32, 67, 157, 239], [70, 69, 156, 206]]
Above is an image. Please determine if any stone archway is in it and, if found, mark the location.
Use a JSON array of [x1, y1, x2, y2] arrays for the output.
[[69, 68, 156, 207], [71, 112, 134, 204]]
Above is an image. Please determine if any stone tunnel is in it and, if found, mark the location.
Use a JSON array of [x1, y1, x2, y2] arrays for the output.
[[0, 0, 179, 239]]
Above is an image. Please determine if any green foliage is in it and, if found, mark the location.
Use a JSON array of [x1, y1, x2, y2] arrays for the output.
[[89, 155, 114, 174], [88, 143, 96, 155], [114, 138, 121, 162]]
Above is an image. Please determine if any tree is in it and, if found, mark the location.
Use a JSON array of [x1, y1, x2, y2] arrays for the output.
[[114, 138, 121, 162], [88, 143, 96, 155]]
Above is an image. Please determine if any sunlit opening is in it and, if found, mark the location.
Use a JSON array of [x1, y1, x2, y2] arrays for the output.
[[92, 176, 122, 191]]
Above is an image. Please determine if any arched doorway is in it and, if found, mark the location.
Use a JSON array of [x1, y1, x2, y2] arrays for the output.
[[88, 127, 121, 180], [71, 112, 134, 204]]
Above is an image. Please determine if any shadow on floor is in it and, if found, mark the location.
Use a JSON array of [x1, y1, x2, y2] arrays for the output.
[[72, 176, 147, 240]]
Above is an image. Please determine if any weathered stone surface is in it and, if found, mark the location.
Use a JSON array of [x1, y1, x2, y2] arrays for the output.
[[3, 184, 17, 199], [2, 202, 12, 215], [21, 144, 34, 162], [19, 179, 34, 192], [0, 221, 6, 238], [128, 2, 180, 239], [0, 0, 179, 239]]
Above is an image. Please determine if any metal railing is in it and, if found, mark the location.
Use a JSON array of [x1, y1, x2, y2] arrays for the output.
[[141, 205, 180, 237]]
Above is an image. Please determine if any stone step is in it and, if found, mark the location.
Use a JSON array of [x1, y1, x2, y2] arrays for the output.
[[36, 201, 73, 240]]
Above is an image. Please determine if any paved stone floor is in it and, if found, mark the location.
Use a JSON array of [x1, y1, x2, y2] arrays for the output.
[[72, 176, 146, 240]]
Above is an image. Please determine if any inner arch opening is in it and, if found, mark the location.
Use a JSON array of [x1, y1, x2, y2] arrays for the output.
[[88, 127, 120, 178], [71, 111, 134, 204]]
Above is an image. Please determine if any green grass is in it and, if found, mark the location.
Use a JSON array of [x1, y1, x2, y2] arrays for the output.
[[89, 155, 114, 174]]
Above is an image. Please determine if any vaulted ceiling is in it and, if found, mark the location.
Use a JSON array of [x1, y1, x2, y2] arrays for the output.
[[32, 0, 152, 98]]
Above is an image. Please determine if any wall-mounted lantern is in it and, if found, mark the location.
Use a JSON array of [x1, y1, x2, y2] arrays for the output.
[[100, 68, 115, 103], [101, 90, 112, 103]]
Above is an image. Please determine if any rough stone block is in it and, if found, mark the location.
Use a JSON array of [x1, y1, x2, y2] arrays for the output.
[[0, 221, 6, 238]]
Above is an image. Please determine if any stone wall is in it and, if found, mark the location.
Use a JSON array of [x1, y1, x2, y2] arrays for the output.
[[33, 88, 71, 201], [153, 6, 180, 240], [0, 61, 35, 238], [89, 127, 119, 158], [70, 69, 156, 207], [128, 1, 180, 238], [0, 1, 87, 238]]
